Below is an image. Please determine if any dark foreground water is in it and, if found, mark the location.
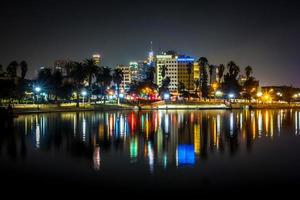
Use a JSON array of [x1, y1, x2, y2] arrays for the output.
[[1, 109, 300, 192]]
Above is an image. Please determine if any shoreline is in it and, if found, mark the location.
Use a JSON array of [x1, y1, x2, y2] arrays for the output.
[[9, 102, 300, 115]]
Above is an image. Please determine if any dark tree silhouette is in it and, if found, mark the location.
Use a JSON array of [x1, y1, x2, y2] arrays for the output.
[[7, 61, 18, 77], [69, 62, 87, 107], [218, 64, 225, 83], [198, 57, 209, 99], [113, 68, 124, 104], [245, 66, 253, 80], [20, 61, 28, 79]]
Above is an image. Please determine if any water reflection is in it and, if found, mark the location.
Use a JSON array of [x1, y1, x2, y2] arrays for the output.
[[2, 109, 300, 173]]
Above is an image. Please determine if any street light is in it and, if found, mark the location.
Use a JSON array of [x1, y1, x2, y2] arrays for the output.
[[164, 93, 170, 100], [34, 86, 41, 109], [215, 90, 223, 97], [228, 93, 235, 99], [35, 87, 41, 93], [276, 92, 283, 97], [81, 90, 87, 107], [257, 92, 263, 97], [228, 93, 235, 103]]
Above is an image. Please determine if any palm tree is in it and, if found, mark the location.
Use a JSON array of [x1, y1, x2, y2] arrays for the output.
[[38, 67, 52, 84], [194, 79, 201, 96], [113, 68, 124, 104], [187, 62, 193, 90], [146, 67, 155, 83], [208, 64, 214, 85], [7, 61, 18, 77], [52, 69, 63, 102], [198, 57, 209, 99], [64, 61, 74, 77], [160, 65, 168, 79], [37, 67, 53, 101], [227, 61, 240, 79], [218, 64, 225, 83], [83, 58, 99, 101], [245, 66, 253, 80], [96, 66, 112, 104], [20, 61, 28, 79], [69, 62, 87, 107]]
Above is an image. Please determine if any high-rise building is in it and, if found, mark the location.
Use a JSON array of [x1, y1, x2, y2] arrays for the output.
[[177, 56, 196, 92], [209, 65, 218, 84], [155, 53, 201, 93], [129, 61, 139, 82], [148, 41, 154, 67], [92, 53, 101, 65], [138, 60, 150, 81], [54, 59, 70, 76], [193, 61, 200, 80], [116, 65, 131, 91], [156, 53, 178, 92]]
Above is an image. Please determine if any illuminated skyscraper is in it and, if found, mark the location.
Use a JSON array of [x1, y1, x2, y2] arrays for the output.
[[129, 61, 139, 81], [92, 53, 101, 65], [177, 56, 196, 92], [155, 53, 178, 92], [116, 64, 131, 91], [148, 41, 154, 67]]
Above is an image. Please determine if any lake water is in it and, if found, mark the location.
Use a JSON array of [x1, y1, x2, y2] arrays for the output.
[[1, 109, 300, 192]]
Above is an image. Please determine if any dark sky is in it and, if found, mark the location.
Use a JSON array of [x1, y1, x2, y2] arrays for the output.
[[1, 0, 300, 86]]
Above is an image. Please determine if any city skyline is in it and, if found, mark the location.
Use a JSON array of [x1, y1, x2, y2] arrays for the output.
[[1, 0, 300, 87]]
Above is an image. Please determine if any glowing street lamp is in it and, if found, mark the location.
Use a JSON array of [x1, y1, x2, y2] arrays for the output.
[[228, 93, 235, 99], [276, 92, 283, 97], [164, 93, 170, 100], [212, 83, 218, 91], [256, 92, 263, 98], [81, 90, 87, 106], [215, 90, 223, 98], [35, 87, 41, 93], [34, 86, 41, 109]]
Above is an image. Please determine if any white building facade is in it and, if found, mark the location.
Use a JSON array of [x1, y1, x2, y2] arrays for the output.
[[155, 54, 178, 92], [116, 65, 131, 91]]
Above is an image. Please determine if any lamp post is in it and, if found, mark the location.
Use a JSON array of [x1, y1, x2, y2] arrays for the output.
[[34, 86, 41, 109], [228, 93, 235, 103], [81, 90, 87, 108]]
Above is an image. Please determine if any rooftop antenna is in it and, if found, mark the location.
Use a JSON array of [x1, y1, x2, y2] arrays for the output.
[[150, 41, 153, 52]]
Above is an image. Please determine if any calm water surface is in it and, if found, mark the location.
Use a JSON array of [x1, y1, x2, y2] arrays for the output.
[[1, 109, 300, 191]]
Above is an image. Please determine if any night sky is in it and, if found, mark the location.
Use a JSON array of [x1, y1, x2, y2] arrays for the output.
[[1, 0, 300, 86]]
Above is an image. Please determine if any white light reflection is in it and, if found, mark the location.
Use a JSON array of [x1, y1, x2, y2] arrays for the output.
[[217, 114, 221, 135], [93, 147, 101, 170], [295, 111, 299, 135], [82, 116, 86, 142], [277, 111, 281, 134], [258, 111, 262, 137], [148, 142, 154, 173], [164, 113, 169, 134], [230, 112, 234, 136], [73, 114, 77, 136], [35, 121, 40, 149], [120, 114, 125, 137], [240, 112, 243, 131]]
